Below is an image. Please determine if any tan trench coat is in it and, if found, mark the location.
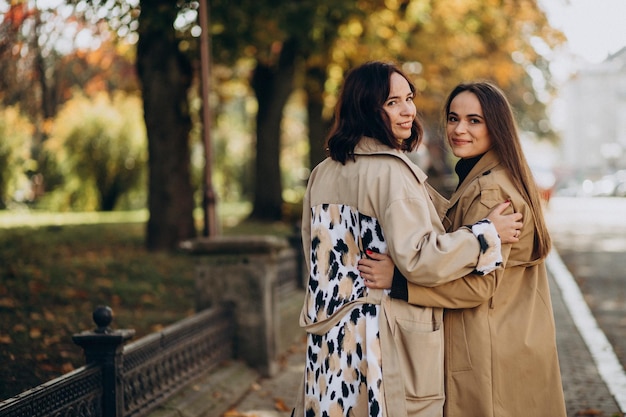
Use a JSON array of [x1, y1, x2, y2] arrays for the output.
[[406, 150, 567, 417]]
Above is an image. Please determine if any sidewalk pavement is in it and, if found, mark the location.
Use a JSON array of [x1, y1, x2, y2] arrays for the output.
[[228, 256, 624, 417]]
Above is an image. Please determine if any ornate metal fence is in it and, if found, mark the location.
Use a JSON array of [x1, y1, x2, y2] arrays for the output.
[[0, 365, 103, 417], [122, 306, 234, 416], [0, 305, 235, 417]]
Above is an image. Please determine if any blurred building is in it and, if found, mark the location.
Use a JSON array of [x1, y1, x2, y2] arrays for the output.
[[560, 47, 626, 178]]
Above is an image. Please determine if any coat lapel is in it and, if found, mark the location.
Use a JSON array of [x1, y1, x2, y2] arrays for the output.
[[449, 150, 501, 207]]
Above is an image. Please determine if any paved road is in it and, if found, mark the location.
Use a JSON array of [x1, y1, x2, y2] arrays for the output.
[[546, 197, 626, 375], [232, 196, 626, 417]]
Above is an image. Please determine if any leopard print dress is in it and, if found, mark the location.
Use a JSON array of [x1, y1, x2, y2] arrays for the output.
[[302, 203, 388, 417]]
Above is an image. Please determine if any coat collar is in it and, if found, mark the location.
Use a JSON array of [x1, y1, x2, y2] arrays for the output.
[[354, 136, 428, 184], [448, 149, 501, 207]]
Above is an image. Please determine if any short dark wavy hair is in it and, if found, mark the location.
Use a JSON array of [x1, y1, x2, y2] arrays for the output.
[[325, 61, 424, 164]]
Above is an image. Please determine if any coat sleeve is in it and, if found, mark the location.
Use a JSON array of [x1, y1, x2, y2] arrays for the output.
[[403, 174, 520, 306], [382, 191, 498, 287], [405, 244, 511, 308]]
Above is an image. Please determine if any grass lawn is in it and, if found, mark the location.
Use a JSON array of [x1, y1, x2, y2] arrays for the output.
[[0, 205, 297, 400]]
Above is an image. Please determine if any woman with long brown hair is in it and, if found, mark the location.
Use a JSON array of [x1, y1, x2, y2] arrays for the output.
[[360, 81, 566, 416]]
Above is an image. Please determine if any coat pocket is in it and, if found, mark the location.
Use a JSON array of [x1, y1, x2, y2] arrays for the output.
[[394, 316, 444, 399]]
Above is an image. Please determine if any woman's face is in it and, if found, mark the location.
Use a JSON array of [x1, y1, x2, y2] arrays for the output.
[[383, 72, 416, 142], [446, 91, 492, 159]]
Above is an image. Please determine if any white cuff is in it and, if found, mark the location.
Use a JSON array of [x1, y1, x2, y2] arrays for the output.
[[470, 219, 503, 275]]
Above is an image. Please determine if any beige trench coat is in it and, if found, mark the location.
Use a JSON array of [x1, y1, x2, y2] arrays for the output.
[[405, 150, 567, 417]]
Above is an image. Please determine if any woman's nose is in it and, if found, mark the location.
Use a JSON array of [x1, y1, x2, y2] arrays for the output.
[[454, 120, 467, 133], [401, 101, 415, 116]]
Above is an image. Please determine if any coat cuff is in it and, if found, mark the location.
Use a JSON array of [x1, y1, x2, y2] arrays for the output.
[[469, 219, 502, 275]]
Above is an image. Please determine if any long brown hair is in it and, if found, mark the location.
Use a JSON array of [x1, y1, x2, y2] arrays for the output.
[[326, 61, 424, 164], [444, 81, 551, 259]]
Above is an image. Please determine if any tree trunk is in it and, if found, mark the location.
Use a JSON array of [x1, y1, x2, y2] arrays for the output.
[[137, 1, 196, 251], [248, 38, 298, 221], [305, 64, 331, 171]]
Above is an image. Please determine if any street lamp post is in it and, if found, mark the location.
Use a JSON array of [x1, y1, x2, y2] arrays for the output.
[[198, 0, 218, 237]]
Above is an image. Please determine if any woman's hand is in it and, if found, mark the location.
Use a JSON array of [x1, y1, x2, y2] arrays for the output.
[[487, 201, 523, 244], [358, 250, 395, 289]]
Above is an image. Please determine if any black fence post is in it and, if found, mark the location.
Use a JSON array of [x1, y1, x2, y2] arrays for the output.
[[72, 306, 135, 417]]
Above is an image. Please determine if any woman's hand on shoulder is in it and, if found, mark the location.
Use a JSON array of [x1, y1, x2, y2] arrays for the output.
[[487, 200, 523, 244]]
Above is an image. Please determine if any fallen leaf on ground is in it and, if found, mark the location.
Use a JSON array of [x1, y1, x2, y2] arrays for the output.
[[61, 363, 75, 373], [12, 324, 26, 332], [0, 298, 16, 308], [274, 397, 290, 411], [223, 408, 253, 417], [575, 409, 603, 416]]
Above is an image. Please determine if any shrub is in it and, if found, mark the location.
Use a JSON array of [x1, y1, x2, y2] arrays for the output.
[[39, 92, 147, 211], [0, 106, 34, 208]]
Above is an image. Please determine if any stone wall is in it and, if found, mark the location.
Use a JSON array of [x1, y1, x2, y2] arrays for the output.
[[180, 235, 306, 377]]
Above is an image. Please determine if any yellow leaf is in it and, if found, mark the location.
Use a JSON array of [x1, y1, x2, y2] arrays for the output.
[[30, 327, 42, 338], [43, 310, 55, 321], [95, 278, 114, 288], [61, 362, 75, 373], [0, 298, 16, 308], [13, 324, 26, 332], [222, 408, 246, 417], [44, 335, 61, 346], [150, 324, 164, 332], [140, 293, 154, 303]]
